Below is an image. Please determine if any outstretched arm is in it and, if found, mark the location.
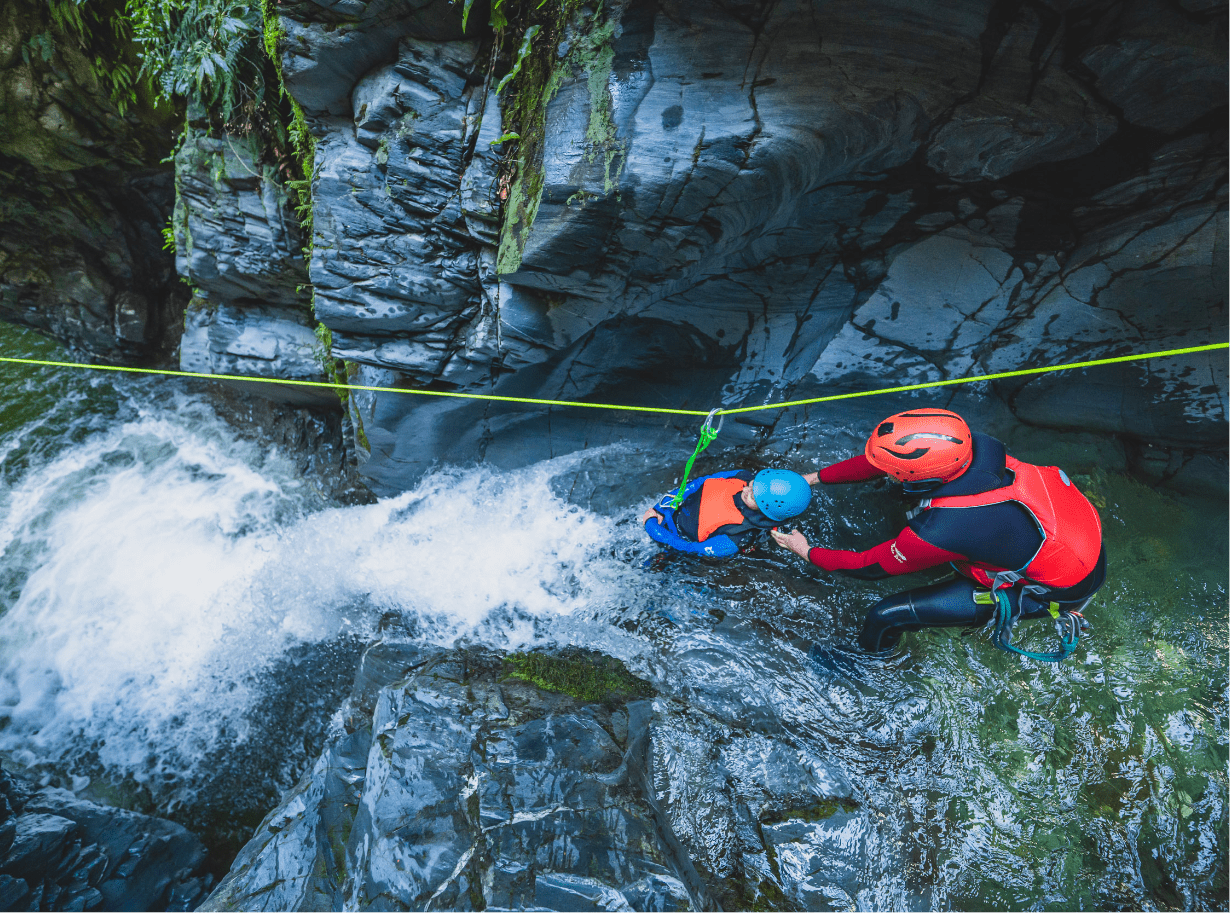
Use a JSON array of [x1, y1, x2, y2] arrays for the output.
[[772, 526, 961, 579], [806, 454, 886, 485]]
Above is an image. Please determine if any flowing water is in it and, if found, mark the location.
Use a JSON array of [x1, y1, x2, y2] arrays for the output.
[[0, 320, 1225, 909]]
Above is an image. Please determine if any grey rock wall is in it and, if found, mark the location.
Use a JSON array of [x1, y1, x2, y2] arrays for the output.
[[174, 128, 309, 310], [245, 0, 1227, 493], [171, 124, 337, 405], [310, 37, 492, 385], [1, 0, 1225, 489]]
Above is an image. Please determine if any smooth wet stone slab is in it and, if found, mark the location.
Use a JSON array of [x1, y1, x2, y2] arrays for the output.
[[202, 638, 881, 911], [201, 646, 701, 911]]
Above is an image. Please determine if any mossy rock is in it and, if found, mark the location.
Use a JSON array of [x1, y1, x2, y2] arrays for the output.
[[504, 648, 654, 705], [760, 797, 859, 826]]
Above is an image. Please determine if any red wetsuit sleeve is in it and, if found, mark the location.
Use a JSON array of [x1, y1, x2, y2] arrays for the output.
[[817, 454, 886, 484], [807, 526, 963, 577]]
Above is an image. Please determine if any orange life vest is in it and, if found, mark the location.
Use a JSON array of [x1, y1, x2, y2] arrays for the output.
[[696, 477, 750, 542], [926, 456, 1103, 590]]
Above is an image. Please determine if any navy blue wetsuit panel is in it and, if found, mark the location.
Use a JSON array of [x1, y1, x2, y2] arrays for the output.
[[910, 502, 1041, 572], [905, 433, 1042, 572]]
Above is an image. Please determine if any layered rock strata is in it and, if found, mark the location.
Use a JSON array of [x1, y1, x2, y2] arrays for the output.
[[1, 0, 1225, 490], [171, 122, 333, 406], [236, 0, 1226, 493]]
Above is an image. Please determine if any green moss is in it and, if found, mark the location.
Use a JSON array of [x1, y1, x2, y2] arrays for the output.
[[468, 883, 485, 909], [261, 0, 283, 64], [313, 322, 350, 406], [495, 0, 624, 275], [504, 649, 654, 705], [750, 877, 790, 912], [573, 14, 622, 193], [260, 0, 314, 253], [329, 815, 352, 881], [760, 797, 859, 826], [495, 44, 562, 275]]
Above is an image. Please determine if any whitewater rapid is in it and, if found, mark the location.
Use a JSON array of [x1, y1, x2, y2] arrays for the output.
[[0, 373, 645, 798]]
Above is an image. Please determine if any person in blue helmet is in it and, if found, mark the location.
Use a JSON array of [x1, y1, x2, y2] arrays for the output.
[[642, 468, 813, 558]]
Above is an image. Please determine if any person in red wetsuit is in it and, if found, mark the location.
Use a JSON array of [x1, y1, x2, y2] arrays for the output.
[[772, 408, 1106, 653]]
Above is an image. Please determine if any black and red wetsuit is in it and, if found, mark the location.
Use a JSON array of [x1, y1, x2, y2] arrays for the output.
[[811, 433, 1107, 651]]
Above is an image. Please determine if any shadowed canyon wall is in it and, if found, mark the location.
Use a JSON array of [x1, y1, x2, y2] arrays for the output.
[[0, 0, 1225, 489]]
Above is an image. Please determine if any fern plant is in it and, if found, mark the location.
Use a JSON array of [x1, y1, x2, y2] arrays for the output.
[[36, 0, 148, 117], [125, 0, 267, 121]]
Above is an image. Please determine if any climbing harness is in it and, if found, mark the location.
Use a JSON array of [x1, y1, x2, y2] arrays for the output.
[[986, 588, 1088, 663], [669, 409, 722, 508], [972, 567, 1094, 662]]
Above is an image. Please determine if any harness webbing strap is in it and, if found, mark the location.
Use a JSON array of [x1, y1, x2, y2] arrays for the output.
[[990, 589, 1079, 663]]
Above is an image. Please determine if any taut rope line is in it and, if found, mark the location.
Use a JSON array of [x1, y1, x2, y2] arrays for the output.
[[0, 342, 1225, 417]]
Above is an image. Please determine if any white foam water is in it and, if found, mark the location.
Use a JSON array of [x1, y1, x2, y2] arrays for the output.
[[0, 385, 639, 793]]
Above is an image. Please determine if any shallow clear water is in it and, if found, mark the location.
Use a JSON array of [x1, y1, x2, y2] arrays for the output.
[[0, 320, 1225, 908]]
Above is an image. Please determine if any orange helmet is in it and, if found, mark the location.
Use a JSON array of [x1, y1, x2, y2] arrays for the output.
[[865, 409, 973, 483]]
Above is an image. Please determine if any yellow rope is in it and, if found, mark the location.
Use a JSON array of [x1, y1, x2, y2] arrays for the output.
[[718, 342, 1229, 415], [0, 341, 1225, 417]]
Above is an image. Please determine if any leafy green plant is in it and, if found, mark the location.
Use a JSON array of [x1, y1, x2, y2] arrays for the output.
[[125, 0, 266, 122], [495, 25, 540, 94], [32, 0, 150, 117], [21, 32, 56, 64]]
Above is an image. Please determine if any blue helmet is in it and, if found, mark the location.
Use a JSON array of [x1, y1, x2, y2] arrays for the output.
[[751, 469, 812, 521]]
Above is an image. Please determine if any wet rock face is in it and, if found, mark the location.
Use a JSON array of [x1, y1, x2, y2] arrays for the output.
[[310, 37, 493, 386], [201, 641, 876, 912], [260, 0, 1226, 492], [201, 645, 702, 911], [171, 126, 337, 406], [0, 764, 212, 911], [0, 0, 182, 362], [174, 129, 310, 311]]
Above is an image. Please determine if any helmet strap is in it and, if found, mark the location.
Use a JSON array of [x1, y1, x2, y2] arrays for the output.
[[901, 478, 944, 496]]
